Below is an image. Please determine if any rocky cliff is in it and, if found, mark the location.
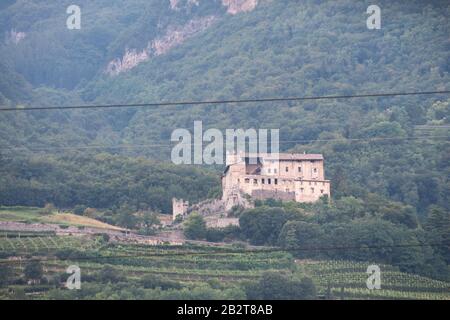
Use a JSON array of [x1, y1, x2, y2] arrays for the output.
[[106, 0, 258, 75]]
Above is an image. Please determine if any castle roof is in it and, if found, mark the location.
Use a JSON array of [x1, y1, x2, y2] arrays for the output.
[[243, 152, 324, 161], [277, 153, 324, 161]]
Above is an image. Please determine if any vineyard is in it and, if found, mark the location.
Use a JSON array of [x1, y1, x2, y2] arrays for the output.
[[0, 233, 449, 299], [297, 260, 450, 300]]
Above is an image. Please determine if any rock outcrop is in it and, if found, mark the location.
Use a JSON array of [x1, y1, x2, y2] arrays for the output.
[[6, 29, 26, 45], [106, 16, 217, 75], [106, 0, 258, 75], [222, 0, 258, 15], [152, 16, 217, 56]]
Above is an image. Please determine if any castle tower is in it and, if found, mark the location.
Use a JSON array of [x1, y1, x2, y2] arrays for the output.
[[172, 198, 189, 221]]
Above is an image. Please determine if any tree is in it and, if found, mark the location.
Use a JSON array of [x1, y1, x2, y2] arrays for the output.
[[139, 274, 181, 290], [0, 264, 12, 287], [206, 228, 225, 242], [239, 207, 297, 245], [24, 261, 43, 281], [425, 206, 450, 263], [73, 205, 87, 215], [245, 272, 316, 300], [142, 211, 161, 235], [39, 203, 55, 215], [183, 213, 207, 240], [117, 211, 138, 229], [98, 265, 124, 283], [278, 221, 324, 258], [380, 203, 418, 229]]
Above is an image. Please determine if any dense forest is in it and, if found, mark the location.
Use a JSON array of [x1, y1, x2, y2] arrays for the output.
[[237, 199, 450, 281], [0, 0, 449, 276], [0, 154, 220, 213]]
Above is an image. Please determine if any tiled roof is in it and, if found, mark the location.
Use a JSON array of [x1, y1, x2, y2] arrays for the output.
[[277, 153, 324, 161], [243, 153, 324, 161]]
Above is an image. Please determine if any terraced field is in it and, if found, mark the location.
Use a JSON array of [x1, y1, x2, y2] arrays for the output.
[[0, 234, 449, 299], [298, 260, 450, 300]]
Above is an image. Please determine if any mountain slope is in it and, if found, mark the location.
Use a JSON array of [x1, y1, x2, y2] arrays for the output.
[[0, 0, 449, 214]]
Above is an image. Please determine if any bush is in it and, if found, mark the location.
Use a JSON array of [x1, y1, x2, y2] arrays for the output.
[[183, 213, 207, 240], [139, 274, 182, 290], [205, 228, 225, 242], [73, 205, 87, 215], [38, 203, 55, 215], [24, 261, 43, 281], [98, 265, 125, 284], [245, 272, 316, 300], [0, 264, 12, 287]]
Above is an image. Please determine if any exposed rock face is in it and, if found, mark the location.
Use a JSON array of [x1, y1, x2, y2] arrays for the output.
[[106, 16, 217, 75], [106, 48, 150, 76], [106, 0, 259, 75], [170, 0, 258, 14], [222, 0, 258, 15], [6, 29, 26, 45], [152, 16, 217, 56], [170, 0, 199, 10], [169, 0, 179, 10]]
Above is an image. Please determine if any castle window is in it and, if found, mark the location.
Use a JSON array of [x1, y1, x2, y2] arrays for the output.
[[298, 167, 302, 173], [311, 188, 315, 193], [268, 168, 271, 173], [245, 178, 250, 183], [253, 179, 258, 185], [285, 167, 289, 172], [262, 179, 265, 184], [274, 169, 277, 174], [274, 179, 278, 185], [320, 189, 324, 194], [268, 178, 272, 184]]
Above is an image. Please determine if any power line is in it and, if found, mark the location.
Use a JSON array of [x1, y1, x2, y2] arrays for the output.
[[1, 90, 450, 112], [1, 136, 448, 152]]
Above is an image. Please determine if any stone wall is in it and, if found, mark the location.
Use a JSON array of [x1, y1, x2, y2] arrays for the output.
[[251, 189, 296, 201]]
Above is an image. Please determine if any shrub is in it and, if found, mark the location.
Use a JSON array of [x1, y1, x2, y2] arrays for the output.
[[73, 205, 87, 215], [183, 213, 207, 240], [24, 261, 43, 281], [139, 274, 182, 290], [245, 272, 316, 300]]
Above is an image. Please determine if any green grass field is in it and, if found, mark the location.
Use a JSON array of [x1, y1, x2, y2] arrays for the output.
[[0, 206, 44, 223], [0, 234, 449, 300], [0, 206, 123, 230]]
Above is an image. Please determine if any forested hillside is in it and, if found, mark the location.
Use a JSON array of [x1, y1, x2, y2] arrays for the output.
[[0, 0, 449, 216]]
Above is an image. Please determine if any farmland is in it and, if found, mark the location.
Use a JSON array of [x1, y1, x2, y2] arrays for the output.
[[298, 260, 450, 300], [0, 233, 448, 300]]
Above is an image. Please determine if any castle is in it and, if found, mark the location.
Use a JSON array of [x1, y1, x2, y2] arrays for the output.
[[173, 152, 331, 222], [222, 152, 331, 208]]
